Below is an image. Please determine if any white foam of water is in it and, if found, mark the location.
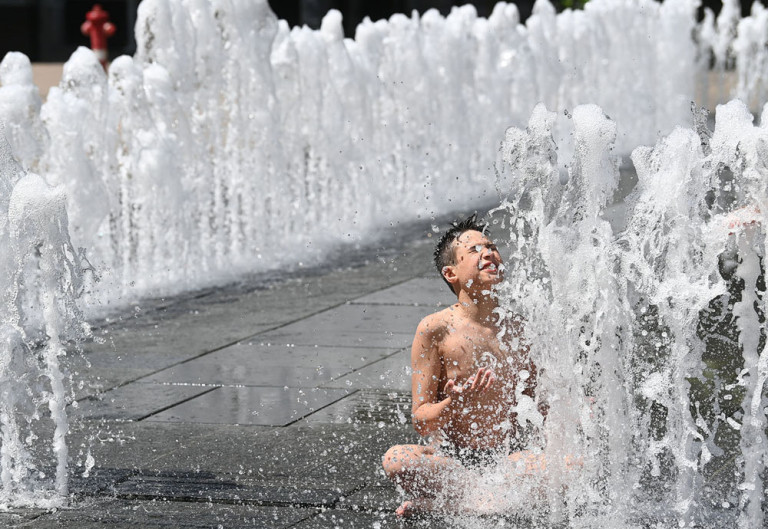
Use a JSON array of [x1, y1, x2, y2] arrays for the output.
[[0, 53, 45, 174], [490, 99, 768, 528], [0, 0, 767, 518], [0, 0, 715, 315], [0, 129, 87, 506]]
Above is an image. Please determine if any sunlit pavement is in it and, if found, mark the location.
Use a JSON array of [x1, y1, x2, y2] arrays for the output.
[[4, 218, 475, 528]]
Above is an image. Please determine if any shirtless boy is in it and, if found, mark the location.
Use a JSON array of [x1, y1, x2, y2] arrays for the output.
[[382, 215, 544, 516]]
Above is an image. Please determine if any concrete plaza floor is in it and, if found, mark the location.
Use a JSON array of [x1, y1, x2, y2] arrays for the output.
[[2, 219, 478, 528]]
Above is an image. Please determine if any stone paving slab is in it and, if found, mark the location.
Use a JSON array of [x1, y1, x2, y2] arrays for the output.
[[78, 422, 288, 477], [69, 235, 439, 401], [17, 499, 317, 528], [140, 344, 400, 389], [276, 303, 432, 333], [255, 326, 413, 349], [300, 389, 412, 425], [74, 317, 279, 398], [67, 468, 135, 497], [144, 387, 352, 426], [322, 349, 412, 391], [291, 509, 400, 529], [353, 275, 455, 307], [75, 383, 215, 421], [142, 362, 354, 388], [114, 473, 355, 507], [0, 511, 46, 528], [187, 342, 398, 369], [72, 422, 234, 473]]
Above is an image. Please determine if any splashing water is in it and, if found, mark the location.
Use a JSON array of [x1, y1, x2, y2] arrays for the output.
[[483, 100, 768, 528], [0, 0, 737, 314], [0, 128, 87, 507], [0, 0, 768, 519]]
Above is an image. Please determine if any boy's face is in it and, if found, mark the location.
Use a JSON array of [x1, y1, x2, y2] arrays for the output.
[[444, 230, 503, 293]]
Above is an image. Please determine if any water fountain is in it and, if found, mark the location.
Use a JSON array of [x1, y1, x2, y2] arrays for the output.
[[0, 0, 721, 312], [488, 99, 768, 527], [0, 127, 88, 507], [0, 0, 766, 525]]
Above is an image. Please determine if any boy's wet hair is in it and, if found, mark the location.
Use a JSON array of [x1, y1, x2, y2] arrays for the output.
[[433, 213, 488, 294]]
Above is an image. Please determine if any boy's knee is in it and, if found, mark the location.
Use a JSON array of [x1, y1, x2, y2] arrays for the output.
[[382, 445, 406, 479]]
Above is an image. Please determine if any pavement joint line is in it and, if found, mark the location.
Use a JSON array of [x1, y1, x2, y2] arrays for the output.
[[288, 509, 326, 528], [319, 347, 409, 388], [234, 342, 403, 350], [90, 296, 407, 395], [97, 339, 407, 394], [118, 382, 348, 390], [111, 493, 344, 511], [133, 385, 222, 422], [75, 309, 316, 401], [70, 470, 138, 498], [281, 389, 361, 427], [343, 275, 421, 304], [78, 272, 429, 401], [77, 297, 415, 404], [87, 241, 433, 334], [347, 301, 433, 305], [73, 333, 279, 404], [107, 477, 371, 510], [76, 255, 433, 402]]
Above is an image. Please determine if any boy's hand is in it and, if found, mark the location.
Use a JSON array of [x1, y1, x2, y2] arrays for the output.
[[444, 367, 495, 402], [725, 205, 762, 235]]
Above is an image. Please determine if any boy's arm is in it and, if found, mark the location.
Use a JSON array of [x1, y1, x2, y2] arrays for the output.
[[410, 317, 453, 437]]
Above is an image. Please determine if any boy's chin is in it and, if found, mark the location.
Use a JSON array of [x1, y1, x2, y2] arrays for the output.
[[482, 272, 504, 283], [469, 275, 503, 291]]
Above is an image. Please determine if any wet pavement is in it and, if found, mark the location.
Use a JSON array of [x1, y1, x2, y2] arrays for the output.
[[3, 220, 472, 528]]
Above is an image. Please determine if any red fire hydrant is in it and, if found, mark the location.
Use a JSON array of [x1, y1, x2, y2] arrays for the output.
[[81, 4, 116, 70]]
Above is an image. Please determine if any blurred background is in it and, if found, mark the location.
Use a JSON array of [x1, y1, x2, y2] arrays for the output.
[[0, 0, 750, 63]]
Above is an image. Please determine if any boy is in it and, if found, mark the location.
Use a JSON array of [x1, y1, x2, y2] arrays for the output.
[[382, 215, 544, 516]]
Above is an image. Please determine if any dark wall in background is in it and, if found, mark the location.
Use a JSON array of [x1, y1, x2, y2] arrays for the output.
[[269, 0, 532, 37], [268, 0, 754, 36], [0, 0, 138, 62], [0, 0, 758, 63], [0, 1, 38, 60]]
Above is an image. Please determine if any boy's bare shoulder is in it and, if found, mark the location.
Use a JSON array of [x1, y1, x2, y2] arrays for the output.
[[414, 305, 459, 339]]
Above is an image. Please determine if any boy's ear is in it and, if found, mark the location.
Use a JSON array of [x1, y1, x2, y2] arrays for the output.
[[442, 265, 459, 288]]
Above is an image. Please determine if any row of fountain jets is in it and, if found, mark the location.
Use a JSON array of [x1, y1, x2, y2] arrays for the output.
[[0, 0, 766, 526]]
